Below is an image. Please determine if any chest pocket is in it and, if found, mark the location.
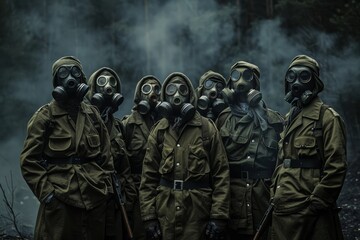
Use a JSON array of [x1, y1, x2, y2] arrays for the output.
[[187, 144, 210, 177], [294, 136, 317, 157], [87, 134, 101, 149], [48, 135, 72, 152], [159, 146, 174, 175]]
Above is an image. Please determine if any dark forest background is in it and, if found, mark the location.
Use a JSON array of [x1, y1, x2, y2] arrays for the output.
[[0, 0, 359, 239]]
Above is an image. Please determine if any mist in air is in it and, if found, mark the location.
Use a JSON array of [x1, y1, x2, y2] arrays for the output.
[[0, 0, 359, 237]]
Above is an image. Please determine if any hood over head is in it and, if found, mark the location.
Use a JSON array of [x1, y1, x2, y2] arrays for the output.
[[86, 67, 122, 100], [229, 60, 261, 91], [196, 70, 226, 97], [162, 72, 197, 108], [133, 75, 161, 106], [52, 56, 86, 87]]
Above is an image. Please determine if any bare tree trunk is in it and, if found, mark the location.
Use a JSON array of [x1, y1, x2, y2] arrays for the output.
[[144, 0, 150, 73], [266, 0, 273, 18], [236, 0, 241, 45]]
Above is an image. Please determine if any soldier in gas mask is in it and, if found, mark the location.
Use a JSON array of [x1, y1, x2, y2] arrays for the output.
[[87, 67, 137, 240], [20, 56, 114, 240], [270, 55, 347, 240], [216, 61, 283, 240], [196, 70, 227, 121], [139, 72, 230, 240], [122, 75, 162, 240]]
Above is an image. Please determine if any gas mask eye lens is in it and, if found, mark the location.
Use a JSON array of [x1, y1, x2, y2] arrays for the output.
[[230, 70, 241, 81], [71, 66, 82, 78], [242, 69, 253, 81], [166, 84, 177, 96], [286, 70, 296, 83], [154, 85, 161, 95], [109, 76, 117, 87], [178, 84, 189, 96], [97, 76, 107, 86], [141, 84, 152, 95], [58, 67, 69, 79], [204, 79, 214, 89], [299, 70, 311, 83]]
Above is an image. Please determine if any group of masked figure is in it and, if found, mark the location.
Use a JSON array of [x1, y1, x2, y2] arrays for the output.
[[20, 54, 347, 240]]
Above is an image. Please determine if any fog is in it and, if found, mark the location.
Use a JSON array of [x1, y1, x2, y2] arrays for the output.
[[0, 0, 359, 238]]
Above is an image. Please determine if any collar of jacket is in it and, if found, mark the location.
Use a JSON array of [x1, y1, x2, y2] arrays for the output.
[[300, 96, 323, 121], [156, 111, 203, 131], [126, 110, 145, 125], [50, 100, 93, 116]]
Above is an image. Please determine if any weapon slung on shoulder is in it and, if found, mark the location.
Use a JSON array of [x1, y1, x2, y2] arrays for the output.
[[111, 172, 134, 239], [253, 200, 274, 240]]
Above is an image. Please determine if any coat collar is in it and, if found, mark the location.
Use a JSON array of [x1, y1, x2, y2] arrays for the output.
[[50, 101, 93, 116]]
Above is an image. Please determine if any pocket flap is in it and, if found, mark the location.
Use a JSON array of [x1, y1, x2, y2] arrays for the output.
[[87, 135, 100, 148], [49, 135, 71, 151], [294, 137, 316, 148]]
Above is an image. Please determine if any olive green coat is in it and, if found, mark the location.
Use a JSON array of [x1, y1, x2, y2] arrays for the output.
[[87, 67, 137, 210], [216, 106, 283, 236], [122, 75, 162, 240], [271, 97, 347, 240], [139, 72, 230, 240], [20, 100, 114, 209]]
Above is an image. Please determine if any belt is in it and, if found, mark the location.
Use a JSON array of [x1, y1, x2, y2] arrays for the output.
[[282, 157, 322, 169], [229, 164, 273, 179], [159, 178, 209, 191], [44, 156, 98, 165]]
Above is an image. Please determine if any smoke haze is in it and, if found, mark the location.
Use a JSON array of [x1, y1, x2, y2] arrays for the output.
[[0, 0, 359, 237]]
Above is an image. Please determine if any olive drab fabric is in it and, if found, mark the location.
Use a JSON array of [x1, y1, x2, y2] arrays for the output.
[[20, 100, 114, 208], [216, 61, 283, 238], [216, 106, 283, 237], [20, 99, 114, 240], [87, 68, 137, 239], [139, 72, 230, 240], [87, 67, 136, 209], [270, 97, 347, 240], [122, 75, 162, 240]]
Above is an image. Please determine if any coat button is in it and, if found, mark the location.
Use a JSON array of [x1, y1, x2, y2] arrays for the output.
[[247, 156, 251, 159], [176, 163, 180, 166], [177, 144, 180, 147], [251, 139, 255, 143], [246, 183, 250, 187], [176, 206, 181, 210]]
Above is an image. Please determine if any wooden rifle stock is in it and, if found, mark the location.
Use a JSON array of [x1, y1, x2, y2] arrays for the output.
[[253, 201, 274, 240], [111, 172, 134, 239]]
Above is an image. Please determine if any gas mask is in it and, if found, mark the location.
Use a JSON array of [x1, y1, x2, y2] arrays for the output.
[[197, 78, 226, 119], [138, 81, 161, 115], [221, 67, 262, 107], [284, 66, 315, 105], [91, 74, 124, 112], [158, 79, 195, 124], [52, 65, 89, 103]]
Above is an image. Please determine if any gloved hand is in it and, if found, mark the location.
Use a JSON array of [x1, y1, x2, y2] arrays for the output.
[[205, 219, 227, 240], [144, 219, 162, 240]]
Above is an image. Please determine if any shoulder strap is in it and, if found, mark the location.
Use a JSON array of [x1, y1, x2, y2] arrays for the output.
[[87, 105, 102, 134], [313, 104, 328, 166], [200, 117, 213, 151]]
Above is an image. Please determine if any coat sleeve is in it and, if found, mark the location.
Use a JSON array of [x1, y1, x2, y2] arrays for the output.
[[311, 109, 347, 207], [139, 129, 161, 222], [208, 121, 230, 220], [20, 106, 55, 202]]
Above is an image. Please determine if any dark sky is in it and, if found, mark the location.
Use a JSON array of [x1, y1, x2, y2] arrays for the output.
[[1, 0, 359, 237]]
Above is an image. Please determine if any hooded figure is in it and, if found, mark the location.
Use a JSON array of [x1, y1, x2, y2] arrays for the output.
[[87, 67, 137, 240], [196, 70, 227, 121], [122, 75, 162, 240], [270, 55, 347, 240], [20, 56, 114, 240], [216, 61, 284, 240], [139, 72, 230, 240]]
